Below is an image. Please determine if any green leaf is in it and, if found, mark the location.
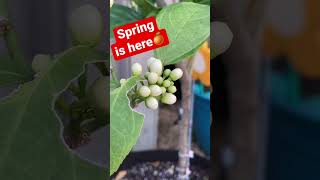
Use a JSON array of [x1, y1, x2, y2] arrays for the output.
[[111, 4, 144, 38], [0, 46, 108, 179], [110, 79, 120, 91], [133, 0, 158, 16], [146, 9, 161, 18], [181, 0, 210, 5], [0, 55, 32, 87], [155, 2, 210, 65], [110, 76, 144, 175]]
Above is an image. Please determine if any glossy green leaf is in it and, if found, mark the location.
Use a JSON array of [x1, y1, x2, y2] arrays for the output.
[[155, 2, 210, 65], [110, 79, 120, 91], [111, 4, 144, 38], [0, 46, 108, 179], [133, 0, 158, 16], [181, 0, 210, 5], [110, 76, 143, 175]]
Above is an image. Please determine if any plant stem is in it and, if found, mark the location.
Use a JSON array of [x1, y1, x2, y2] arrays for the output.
[[55, 97, 71, 116], [4, 29, 32, 75], [177, 60, 194, 180], [0, 0, 32, 77], [69, 83, 81, 98], [0, 0, 8, 17], [81, 116, 107, 134], [78, 65, 88, 98], [186, 58, 194, 73]]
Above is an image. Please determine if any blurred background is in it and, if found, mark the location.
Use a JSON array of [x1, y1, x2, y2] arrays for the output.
[[213, 0, 320, 180], [0, 0, 109, 168]]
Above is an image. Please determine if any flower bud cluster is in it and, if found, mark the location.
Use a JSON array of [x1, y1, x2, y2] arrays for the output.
[[130, 57, 183, 110]]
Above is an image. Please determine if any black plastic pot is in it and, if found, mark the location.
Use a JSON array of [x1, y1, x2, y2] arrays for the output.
[[111, 150, 211, 179]]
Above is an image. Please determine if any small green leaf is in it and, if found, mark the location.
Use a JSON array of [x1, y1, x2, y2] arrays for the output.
[[0, 55, 32, 87], [110, 76, 144, 175], [155, 2, 210, 65], [146, 9, 161, 18], [133, 0, 158, 16], [0, 46, 108, 179], [111, 4, 144, 38], [110, 79, 120, 91], [181, 0, 210, 5]]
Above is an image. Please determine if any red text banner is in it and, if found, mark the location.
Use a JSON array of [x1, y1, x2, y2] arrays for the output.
[[111, 16, 169, 61]]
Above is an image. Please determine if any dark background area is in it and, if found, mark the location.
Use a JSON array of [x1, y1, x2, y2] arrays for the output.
[[212, 0, 320, 180], [0, 0, 110, 176]]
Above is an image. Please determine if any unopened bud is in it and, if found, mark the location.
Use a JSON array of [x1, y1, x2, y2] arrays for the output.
[[149, 58, 163, 75], [120, 78, 126, 85], [32, 54, 52, 73], [211, 21, 233, 56], [138, 86, 151, 97], [170, 68, 183, 81], [147, 57, 159, 67], [157, 77, 164, 85], [168, 86, 177, 93], [131, 63, 142, 76], [161, 93, 177, 105], [161, 87, 166, 94], [147, 72, 159, 84], [145, 97, 159, 110], [149, 85, 162, 97], [162, 80, 171, 88], [69, 4, 103, 46], [163, 69, 171, 78], [145, 72, 150, 79]]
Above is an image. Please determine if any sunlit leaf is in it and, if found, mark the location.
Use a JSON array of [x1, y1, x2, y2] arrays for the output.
[[155, 2, 210, 65], [110, 76, 143, 175]]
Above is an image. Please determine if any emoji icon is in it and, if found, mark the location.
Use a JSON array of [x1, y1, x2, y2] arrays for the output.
[[154, 32, 164, 45]]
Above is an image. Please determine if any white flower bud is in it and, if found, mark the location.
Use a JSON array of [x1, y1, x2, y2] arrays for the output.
[[110, 0, 114, 7], [69, 4, 103, 46], [170, 68, 183, 81], [120, 78, 126, 85], [161, 87, 166, 94], [162, 80, 171, 88], [147, 57, 160, 67], [32, 54, 52, 73], [161, 93, 177, 105], [149, 85, 162, 97], [163, 69, 171, 78], [149, 59, 163, 75], [138, 86, 151, 97], [157, 77, 164, 85], [87, 76, 109, 114], [147, 72, 158, 84], [211, 21, 233, 57], [144, 72, 150, 79], [145, 97, 159, 110], [168, 86, 177, 93], [131, 63, 142, 76]]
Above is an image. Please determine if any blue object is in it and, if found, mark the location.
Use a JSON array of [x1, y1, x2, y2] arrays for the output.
[[193, 83, 211, 156], [267, 72, 320, 180]]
